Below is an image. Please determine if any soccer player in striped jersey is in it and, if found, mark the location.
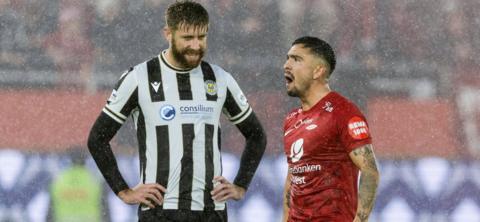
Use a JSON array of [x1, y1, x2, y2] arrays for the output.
[[282, 37, 380, 222], [87, 1, 267, 221]]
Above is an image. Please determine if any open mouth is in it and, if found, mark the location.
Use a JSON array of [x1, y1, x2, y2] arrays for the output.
[[285, 73, 294, 84]]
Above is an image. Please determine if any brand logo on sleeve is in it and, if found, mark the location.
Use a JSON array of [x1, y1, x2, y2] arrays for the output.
[[290, 138, 304, 163], [160, 105, 175, 121], [238, 94, 248, 106], [348, 117, 370, 139], [107, 90, 118, 104]]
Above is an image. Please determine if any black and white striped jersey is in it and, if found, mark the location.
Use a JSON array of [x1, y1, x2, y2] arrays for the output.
[[102, 51, 252, 211]]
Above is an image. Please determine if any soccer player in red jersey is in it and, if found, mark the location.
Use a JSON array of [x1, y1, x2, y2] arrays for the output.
[[282, 36, 380, 222]]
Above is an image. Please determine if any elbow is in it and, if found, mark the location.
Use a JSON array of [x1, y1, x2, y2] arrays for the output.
[[256, 127, 267, 151], [87, 129, 99, 152]]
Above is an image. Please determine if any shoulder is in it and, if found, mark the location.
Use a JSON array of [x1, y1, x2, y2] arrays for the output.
[[201, 61, 233, 81], [329, 92, 363, 116]]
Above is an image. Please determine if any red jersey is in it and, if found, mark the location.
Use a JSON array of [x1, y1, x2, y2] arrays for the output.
[[284, 92, 372, 222]]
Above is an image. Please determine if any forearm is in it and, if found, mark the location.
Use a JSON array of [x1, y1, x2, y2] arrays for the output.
[[355, 170, 379, 221], [233, 113, 267, 189], [87, 112, 129, 194], [282, 173, 291, 222]]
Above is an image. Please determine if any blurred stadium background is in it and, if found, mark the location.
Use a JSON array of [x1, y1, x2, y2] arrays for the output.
[[1, 0, 480, 221]]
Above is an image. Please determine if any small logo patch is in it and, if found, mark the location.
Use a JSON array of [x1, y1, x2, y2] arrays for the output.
[[204, 80, 217, 95], [290, 138, 304, 163], [238, 94, 248, 106], [347, 117, 369, 139], [160, 105, 175, 121], [151, 81, 161, 93]]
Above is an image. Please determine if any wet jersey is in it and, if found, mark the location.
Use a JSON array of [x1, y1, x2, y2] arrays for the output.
[[283, 92, 372, 222]]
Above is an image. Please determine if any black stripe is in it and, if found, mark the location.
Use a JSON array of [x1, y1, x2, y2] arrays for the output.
[[113, 67, 133, 90], [201, 62, 218, 101], [204, 124, 215, 210], [147, 57, 165, 102], [223, 89, 242, 117], [218, 127, 223, 177], [217, 127, 221, 151], [119, 87, 138, 117], [231, 106, 251, 123], [137, 110, 147, 184], [156, 125, 170, 189], [179, 124, 194, 210], [176, 73, 193, 100], [104, 106, 126, 122]]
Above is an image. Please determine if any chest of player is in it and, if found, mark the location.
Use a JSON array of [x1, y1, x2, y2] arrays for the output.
[[284, 112, 344, 162], [136, 71, 227, 125]]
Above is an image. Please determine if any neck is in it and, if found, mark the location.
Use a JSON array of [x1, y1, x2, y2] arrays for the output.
[[300, 84, 331, 111], [164, 49, 189, 70]]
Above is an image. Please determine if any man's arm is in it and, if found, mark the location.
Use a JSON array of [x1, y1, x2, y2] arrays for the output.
[[282, 171, 292, 222], [87, 113, 165, 208], [211, 112, 266, 201], [349, 144, 380, 222]]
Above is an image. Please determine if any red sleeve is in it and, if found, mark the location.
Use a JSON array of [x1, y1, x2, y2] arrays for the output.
[[337, 103, 372, 153]]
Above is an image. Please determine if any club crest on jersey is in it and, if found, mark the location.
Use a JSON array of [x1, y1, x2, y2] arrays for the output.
[[160, 105, 176, 121], [290, 138, 304, 163], [348, 116, 370, 139], [204, 80, 217, 95]]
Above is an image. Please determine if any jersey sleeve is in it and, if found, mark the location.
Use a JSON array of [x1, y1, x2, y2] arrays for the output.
[[222, 73, 252, 125], [337, 103, 372, 153], [103, 68, 139, 124]]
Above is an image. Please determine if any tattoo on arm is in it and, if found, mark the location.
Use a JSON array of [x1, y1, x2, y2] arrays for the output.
[[351, 144, 380, 222], [286, 188, 290, 208]]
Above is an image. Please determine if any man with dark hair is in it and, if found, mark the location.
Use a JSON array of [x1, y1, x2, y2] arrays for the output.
[[282, 36, 380, 222], [87, 1, 267, 221]]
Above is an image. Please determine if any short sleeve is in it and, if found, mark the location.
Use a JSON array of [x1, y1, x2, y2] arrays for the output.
[[102, 68, 139, 124], [222, 73, 252, 125], [337, 104, 372, 153]]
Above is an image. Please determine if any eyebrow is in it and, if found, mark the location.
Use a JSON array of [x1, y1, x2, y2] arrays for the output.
[[287, 54, 303, 60]]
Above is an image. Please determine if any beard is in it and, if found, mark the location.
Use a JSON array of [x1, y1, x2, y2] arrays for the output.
[[287, 89, 299, 97], [171, 38, 205, 69]]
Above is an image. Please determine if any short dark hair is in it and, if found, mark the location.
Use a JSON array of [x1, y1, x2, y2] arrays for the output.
[[292, 36, 336, 75], [165, 1, 209, 31]]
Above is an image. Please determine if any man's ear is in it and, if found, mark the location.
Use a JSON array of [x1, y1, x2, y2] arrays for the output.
[[312, 65, 328, 80], [163, 26, 172, 42]]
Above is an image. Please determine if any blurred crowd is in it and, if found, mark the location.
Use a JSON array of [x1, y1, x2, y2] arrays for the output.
[[1, 0, 480, 155], [1, 0, 479, 93]]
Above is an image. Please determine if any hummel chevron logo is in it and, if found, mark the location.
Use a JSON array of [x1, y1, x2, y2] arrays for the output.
[[151, 81, 161, 93]]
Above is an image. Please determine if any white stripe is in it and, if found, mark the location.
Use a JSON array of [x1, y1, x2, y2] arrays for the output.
[[191, 123, 206, 210], [163, 122, 182, 209], [102, 108, 124, 124], [145, 124, 157, 185], [232, 107, 252, 124], [214, 125, 226, 210]]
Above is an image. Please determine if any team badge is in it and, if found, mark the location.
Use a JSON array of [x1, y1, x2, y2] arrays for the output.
[[290, 138, 304, 163], [204, 80, 217, 95], [347, 116, 370, 139], [160, 105, 176, 121]]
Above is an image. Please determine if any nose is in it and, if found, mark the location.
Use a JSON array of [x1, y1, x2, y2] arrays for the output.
[[283, 59, 291, 71], [190, 38, 201, 50]]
